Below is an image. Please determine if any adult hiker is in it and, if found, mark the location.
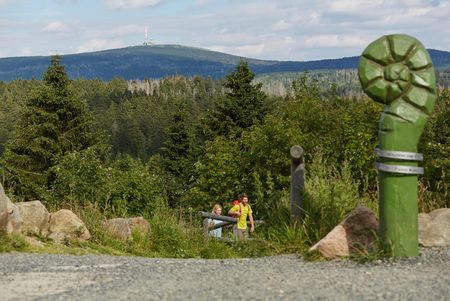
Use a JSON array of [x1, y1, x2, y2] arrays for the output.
[[208, 203, 223, 238], [228, 193, 255, 240]]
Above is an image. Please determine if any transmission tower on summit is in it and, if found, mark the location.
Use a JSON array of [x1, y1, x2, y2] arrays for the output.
[[143, 27, 154, 46]]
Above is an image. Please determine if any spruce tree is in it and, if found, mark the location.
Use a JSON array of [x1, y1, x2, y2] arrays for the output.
[[2, 55, 97, 198], [203, 60, 267, 138], [161, 102, 195, 178], [161, 102, 197, 207]]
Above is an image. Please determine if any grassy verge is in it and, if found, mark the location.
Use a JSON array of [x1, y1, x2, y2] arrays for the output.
[[0, 154, 386, 260]]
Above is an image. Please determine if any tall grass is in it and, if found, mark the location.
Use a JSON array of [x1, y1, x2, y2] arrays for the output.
[[257, 152, 378, 254], [0, 231, 27, 253], [301, 154, 377, 242], [1, 153, 379, 258]]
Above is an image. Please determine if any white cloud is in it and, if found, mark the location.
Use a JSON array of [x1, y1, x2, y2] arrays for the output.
[[303, 35, 369, 48], [104, 0, 162, 9], [53, 0, 80, 3], [20, 47, 33, 56], [76, 39, 124, 53], [2, 0, 450, 60], [194, 0, 212, 5], [43, 21, 69, 33], [210, 43, 265, 58], [327, 0, 385, 13], [0, 0, 14, 6], [235, 44, 265, 57], [270, 19, 292, 31], [111, 24, 142, 36]]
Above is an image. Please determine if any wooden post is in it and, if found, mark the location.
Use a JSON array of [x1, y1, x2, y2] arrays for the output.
[[202, 218, 210, 239], [199, 212, 238, 240], [290, 145, 305, 225], [198, 212, 238, 223], [210, 221, 233, 230], [198, 212, 263, 240]]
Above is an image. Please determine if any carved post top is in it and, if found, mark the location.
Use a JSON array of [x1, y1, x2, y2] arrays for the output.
[[358, 34, 436, 113], [290, 145, 304, 162], [358, 34, 437, 151]]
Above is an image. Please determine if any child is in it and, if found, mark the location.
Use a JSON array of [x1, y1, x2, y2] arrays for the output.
[[228, 193, 254, 240], [208, 204, 223, 238]]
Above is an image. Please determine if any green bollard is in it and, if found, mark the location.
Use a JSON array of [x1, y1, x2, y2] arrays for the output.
[[358, 34, 436, 257]]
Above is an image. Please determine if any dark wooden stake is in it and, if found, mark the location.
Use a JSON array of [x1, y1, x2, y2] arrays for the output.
[[290, 145, 305, 225]]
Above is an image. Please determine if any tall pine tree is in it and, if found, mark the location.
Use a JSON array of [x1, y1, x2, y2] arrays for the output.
[[161, 102, 197, 207], [203, 60, 267, 138], [2, 55, 97, 198]]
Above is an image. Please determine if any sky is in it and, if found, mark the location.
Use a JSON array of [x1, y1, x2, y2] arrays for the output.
[[1, 0, 449, 61]]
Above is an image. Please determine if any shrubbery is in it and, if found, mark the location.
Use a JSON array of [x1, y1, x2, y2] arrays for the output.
[[0, 58, 448, 257]]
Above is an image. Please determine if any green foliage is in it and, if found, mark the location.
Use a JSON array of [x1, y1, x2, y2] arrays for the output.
[[161, 102, 197, 177], [186, 73, 382, 220], [285, 81, 382, 192], [202, 60, 268, 139], [291, 72, 322, 101], [107, 155, 167, 216], [146, 209, 200, 258], [301, 152, 377, 242], [50, 150, 167, 217], [266, 222, 309, 253], [419, 88, 450, 209], [88, 76, 220, 160], [160, 102, 200, 207], [48, 144, 110, 210], [0, 66, 447, 259], [256, 69, 450, 98], [184, 136, 241, 209], [0, 232, 28, 252], [0, 232, 28, 253], [0, 80, 39, 154], [2, 56, 98, 199]]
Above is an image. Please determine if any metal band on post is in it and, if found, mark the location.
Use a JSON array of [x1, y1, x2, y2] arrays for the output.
[[375, 149, 423, 161], [375, 148, 424, 175], [375, 163, 424, 175]]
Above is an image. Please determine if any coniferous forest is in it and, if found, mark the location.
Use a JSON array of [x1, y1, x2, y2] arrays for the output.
[[0, 56, 448, 257]]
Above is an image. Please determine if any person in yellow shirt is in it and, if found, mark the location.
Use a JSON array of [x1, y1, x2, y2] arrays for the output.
[[228, 193, 255, 240]]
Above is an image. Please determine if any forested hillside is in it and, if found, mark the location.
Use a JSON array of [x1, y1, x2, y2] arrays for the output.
[[0, 58, 448, 257], [1, 45, 450, 81], [255, 69, 450, 97]]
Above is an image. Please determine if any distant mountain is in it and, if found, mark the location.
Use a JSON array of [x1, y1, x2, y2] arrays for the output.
[[0, 45, 449, 81]]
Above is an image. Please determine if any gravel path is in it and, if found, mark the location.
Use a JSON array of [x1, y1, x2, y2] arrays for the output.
[[1, 248, 449, 301]]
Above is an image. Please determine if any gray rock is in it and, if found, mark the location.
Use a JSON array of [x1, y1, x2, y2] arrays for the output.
[[15, 201, 50, 235], [102, 217, 149, 241], [419, 208, 450, 247], [0, 183, 22, 234], [48, 209, 91, 243], [309, 204, 379, 258]]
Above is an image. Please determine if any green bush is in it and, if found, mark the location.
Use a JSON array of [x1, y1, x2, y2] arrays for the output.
[[50, 148, 167, 217], [301, 151, 377, 243], [420, 88, 449, 210], [49, 145, 110, 210]]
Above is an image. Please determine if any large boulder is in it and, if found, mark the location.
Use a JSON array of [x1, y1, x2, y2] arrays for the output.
[[0, 183, 22, 234], [309, 205, 379, 258], [15, 201, 50, 235], [102, 217, 150, 241], [419, 208, 450, 247], [48, 209, 91, 243]]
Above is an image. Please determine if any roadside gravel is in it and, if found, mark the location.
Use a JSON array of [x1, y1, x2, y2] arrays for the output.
[[1, 247, 449, 301]]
